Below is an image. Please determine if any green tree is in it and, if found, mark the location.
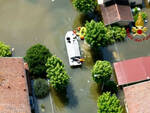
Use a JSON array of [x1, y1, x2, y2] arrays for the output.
[[0, 41, 11, 57], [72, 0, 97, 14], [46, 56, 70, 91], [85, 20, 126, 48], [85, 20, 114, 48], [24, 44, 52, 77], [134, 12, 147, 21], [91, 60, 112, 83], [97, 92, 123, 113], [111, 26, 126, 41], [33, 78, 49, 98], [132, 7, 147, 21]]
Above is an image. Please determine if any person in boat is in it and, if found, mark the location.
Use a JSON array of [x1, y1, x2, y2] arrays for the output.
[[71, 56, 85, 62]]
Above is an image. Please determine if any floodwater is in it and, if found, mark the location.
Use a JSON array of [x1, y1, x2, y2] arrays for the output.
[[0, 0, 150, 113], [0, 0, 98, 113]]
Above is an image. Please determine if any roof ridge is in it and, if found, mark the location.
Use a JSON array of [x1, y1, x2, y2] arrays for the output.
[[115, 4, 121, 20]]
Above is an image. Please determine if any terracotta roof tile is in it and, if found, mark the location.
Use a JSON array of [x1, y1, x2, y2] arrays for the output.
[[124, 81, 150, 113], [0, 57, 31, 113], [100, 4, 133, 25], [114, 56, 150, 86]]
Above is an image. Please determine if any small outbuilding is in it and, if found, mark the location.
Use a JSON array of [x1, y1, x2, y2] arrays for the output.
[[114, 56, 150, 86], [100, 3, 134, 25], [123, 81, 150, 113]]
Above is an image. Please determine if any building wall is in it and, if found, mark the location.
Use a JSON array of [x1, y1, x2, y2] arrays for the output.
[[97, 0, 111, 4], [118, 21, 130, 26], [98, 0, 142, 5], [129, 0, 142, 5]]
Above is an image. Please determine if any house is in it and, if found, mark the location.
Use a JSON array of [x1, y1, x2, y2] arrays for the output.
[[113, 56, 150, 86], [0, 57, 31, 113], [98, 0, 137, 25], [123, 81, 150, 113], [100, 3, 134, 25]]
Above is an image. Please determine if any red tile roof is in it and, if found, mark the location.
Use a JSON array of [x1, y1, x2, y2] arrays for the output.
[[123, 81, 150, 113], [0, 57, 31, 113], [114, 56, 150, 86], [100, 4, 133, 25]]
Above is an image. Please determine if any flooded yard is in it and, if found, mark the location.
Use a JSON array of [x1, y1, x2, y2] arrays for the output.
[[0, 0, 150, 113]]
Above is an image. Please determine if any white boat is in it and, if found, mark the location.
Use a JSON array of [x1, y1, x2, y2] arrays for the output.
[[65, 31, 82, 66]]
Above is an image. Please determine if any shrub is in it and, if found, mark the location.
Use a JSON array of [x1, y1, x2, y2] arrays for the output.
[[97, 92, 123, 113], [46, 56, 70, 91], [103, 80, 118, 94], [85, 20, 126, 48], [132, 7, 147, 21], [134, 12, 147, 22], [33, 78, 49, 98], [0, 41, 11, 57], [85, 20, 114, 48], [24, 44, 52, 77], [111, 26, 126, 41], [72, 0, 97, 14], [91, 60, 112, 83]]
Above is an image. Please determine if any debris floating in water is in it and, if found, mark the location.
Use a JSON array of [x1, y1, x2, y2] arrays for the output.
[[88, 80, 90, 83], [11, 48, 15, 52], [51, 0, 55, 2], [94, 74, 99, 77], [145, 20, 148, 23], [80, 89, 84, 92]]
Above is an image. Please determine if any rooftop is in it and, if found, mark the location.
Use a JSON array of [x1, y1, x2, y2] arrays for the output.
[[100, 3, 133, 25], [114, 56, 150, 86], [0, 57, 31, 113], [124, 81, 150, 113]]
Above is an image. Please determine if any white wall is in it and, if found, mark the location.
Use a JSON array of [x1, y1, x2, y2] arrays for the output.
[[129, 0, 142, 5], [97, 0, 143, 5], [97, 0, 111, 4]]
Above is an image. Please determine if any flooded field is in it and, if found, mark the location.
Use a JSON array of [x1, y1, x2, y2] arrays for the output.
[[0, 0, 150, 113]]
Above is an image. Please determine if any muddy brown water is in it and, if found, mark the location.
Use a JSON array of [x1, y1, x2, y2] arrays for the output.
[[0, 0, 150, 113], [0, 0, 98, 113]]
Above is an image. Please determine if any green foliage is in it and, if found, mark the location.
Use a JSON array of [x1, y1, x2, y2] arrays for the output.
[[33, 78, 49, 98], [85, 20, 126, 48], [132, 7, 147, 21], [92, 60, 112, 83], [97, 92, 123, 113], [24, 44, 52, 77], [72, 0, 97, 14], [134, 12, 147, 22], [111, 26, 126, 41], [0, 41, 11, 57], [132, 7, 140, 15], [85, 20, 114, 48], [103, 80, 118, 94], [46, 56, 70, 91]]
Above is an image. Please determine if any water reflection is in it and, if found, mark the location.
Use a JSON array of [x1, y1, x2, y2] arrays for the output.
[[89, 82, 102, 101], [50, 83, 78, 110], [81, 41, 94, 67], [28, 0, 39, 4]]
